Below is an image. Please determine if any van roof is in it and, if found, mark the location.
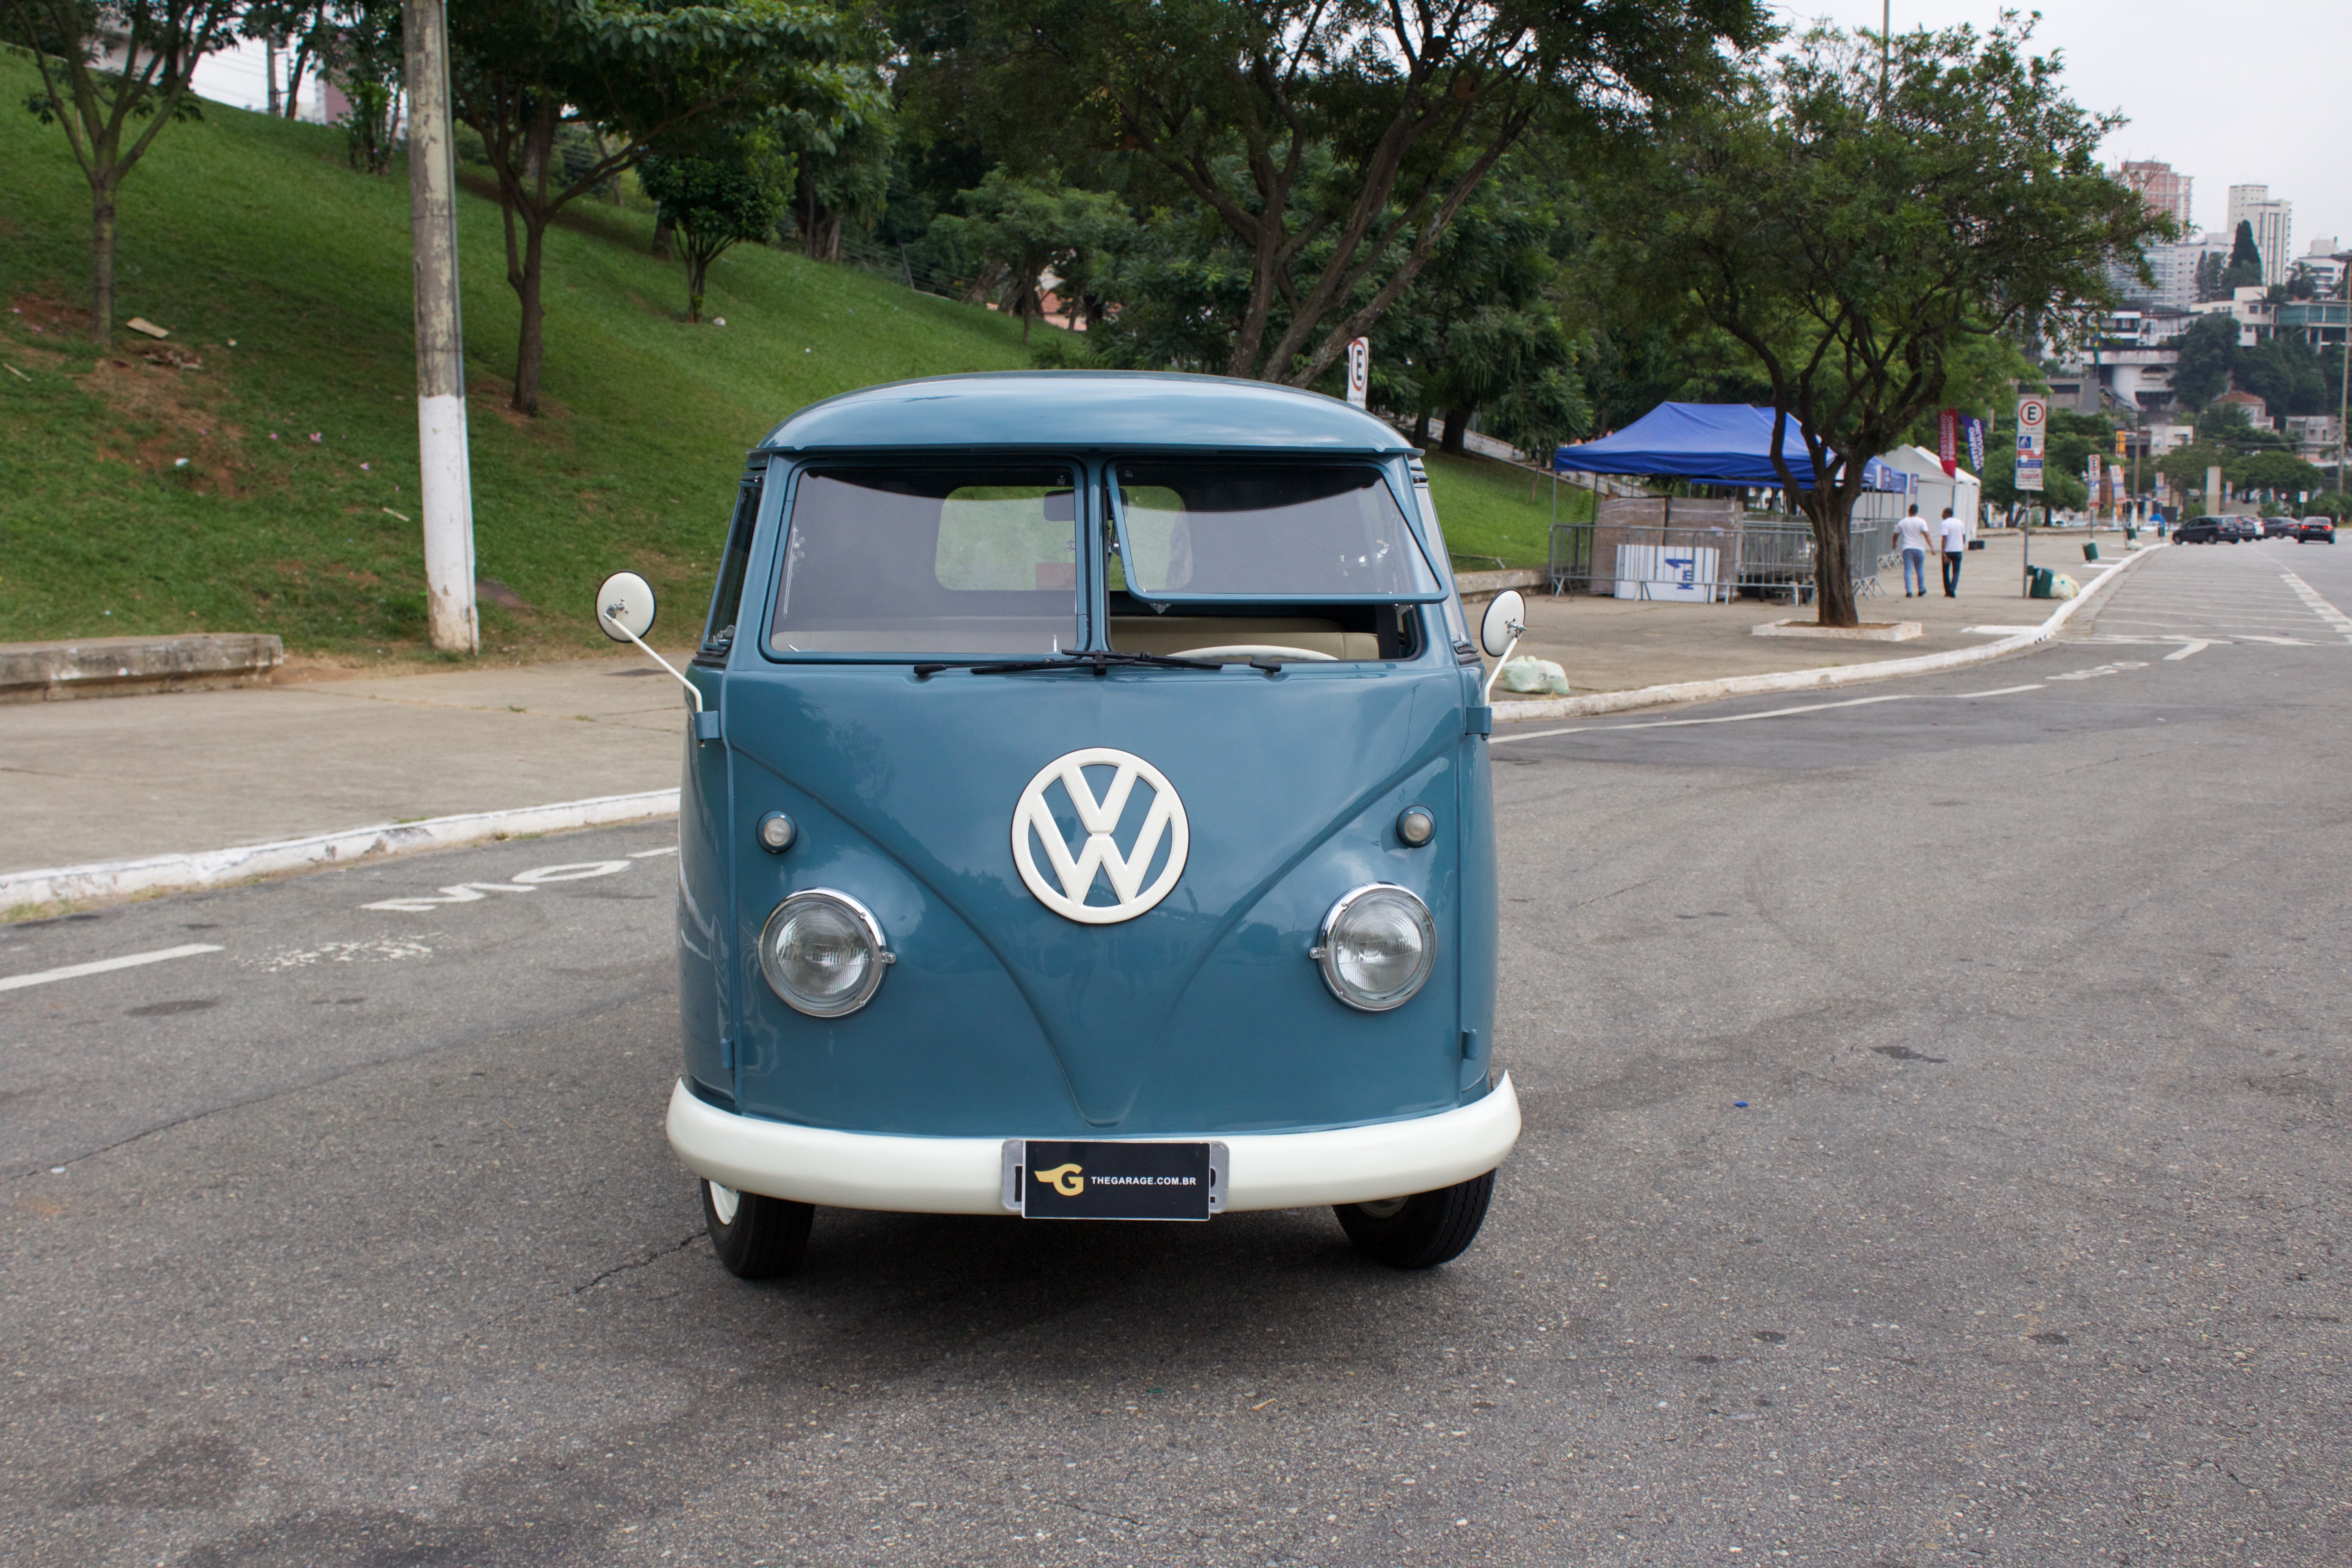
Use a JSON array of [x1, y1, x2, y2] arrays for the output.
[[754, 371, 1416, 457]]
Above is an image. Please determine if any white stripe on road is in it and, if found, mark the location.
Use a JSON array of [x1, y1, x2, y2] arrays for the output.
[[2163, 640, 2213, 661], [0, 943, 224, 994], [1490, 683, 2053, 743], [2280, 571, 2352, 643]]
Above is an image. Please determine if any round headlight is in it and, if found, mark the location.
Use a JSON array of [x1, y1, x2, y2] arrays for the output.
[[1313, 884, 1436, 1012], [759, 890, 892, 1017]]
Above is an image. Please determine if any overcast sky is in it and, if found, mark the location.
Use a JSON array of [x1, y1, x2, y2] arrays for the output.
[[1783, 0, 2350, 254]]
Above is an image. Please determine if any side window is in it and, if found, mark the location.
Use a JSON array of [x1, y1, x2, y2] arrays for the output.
[[700, 474, 763, 662]]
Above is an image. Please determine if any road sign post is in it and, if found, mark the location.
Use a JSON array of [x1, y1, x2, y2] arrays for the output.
[[2015, 395, 2047, 597], [1345, 338, 1369, 409]]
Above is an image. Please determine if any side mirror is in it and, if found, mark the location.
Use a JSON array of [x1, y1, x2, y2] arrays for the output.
[[1479, 589, 1525, 659], [595, 571, 657, 643]]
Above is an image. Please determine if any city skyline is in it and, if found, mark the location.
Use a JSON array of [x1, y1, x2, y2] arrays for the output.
[[1784, 0, 2350, 250]]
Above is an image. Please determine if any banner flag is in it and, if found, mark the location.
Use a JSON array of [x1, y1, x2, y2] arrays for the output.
[[1937, 409, 1959, 477], [1962, 416, 1985, 475]]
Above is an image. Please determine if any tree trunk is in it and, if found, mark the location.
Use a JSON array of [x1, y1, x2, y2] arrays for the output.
[[684, 250, 708, 323], [1440, 402, 1472, 455], [510, 212, 549, 413], [1411, 407, 1431, 445], [1802, 485, 1860, 627], [651, 210, 673, 260], [88, 183, 117, 345], [266, 41, 280, 115]]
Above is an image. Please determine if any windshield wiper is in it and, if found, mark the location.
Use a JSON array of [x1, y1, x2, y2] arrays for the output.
[[966, 649, 1226, 677]]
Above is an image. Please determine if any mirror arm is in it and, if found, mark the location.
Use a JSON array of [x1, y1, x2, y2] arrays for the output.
[[601, 612, 704, 712], [1479, 622, 1524, 703]]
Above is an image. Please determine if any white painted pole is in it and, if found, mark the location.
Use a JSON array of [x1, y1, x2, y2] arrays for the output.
[[403, 0, 478, 653]]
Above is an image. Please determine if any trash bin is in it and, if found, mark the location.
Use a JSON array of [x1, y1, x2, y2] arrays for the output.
[[2082, 541, 2100, 562], [2029, 566, 2056, 599]]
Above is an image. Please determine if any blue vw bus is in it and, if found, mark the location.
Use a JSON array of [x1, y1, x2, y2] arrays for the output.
[[598, 372, 1521, 1277]]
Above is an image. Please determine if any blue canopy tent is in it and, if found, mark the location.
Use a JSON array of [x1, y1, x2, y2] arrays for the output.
[[1552, 403, 1903, 491]]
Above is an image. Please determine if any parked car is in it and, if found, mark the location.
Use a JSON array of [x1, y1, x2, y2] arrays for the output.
[[2297, 517, 2337, 544], [593, 372, 1522, 1280], [2174, 516, 2226, 544], [2263, 516, 2301, 539], [2222, 518, 2264, 543]]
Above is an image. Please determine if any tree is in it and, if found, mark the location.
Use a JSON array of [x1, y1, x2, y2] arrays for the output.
[[2220, 219, 2264, 294], [1378, 167, 1587, 455], [447, 0, 866, 413], [10, 0, 241, 343], [332, 0, 402, 174], [2235, 449, 2323, 500], [2169, 314, 2236, 410], [927, 166, 1132, 341], [918, 0, 1769, 386], [1605, 19, 2163, 625], [639, 137, 791, 322], [2237, 335, 2328, 416]]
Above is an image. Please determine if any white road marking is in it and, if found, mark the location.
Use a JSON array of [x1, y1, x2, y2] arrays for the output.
[[255, 937, 435, 971], [2235, 635, 2319, 646], [509, 860, 632, 884], [1964, 625, 2045, 635], [363, 881, 537, 912], [2047, 662, 2150, 681], [363, 856, 635, 911], [1492, 682, 2053, 744], [2162, 641, 2212, 661], [2279, 571, 2352, 642], [0, 943, 224, 994]]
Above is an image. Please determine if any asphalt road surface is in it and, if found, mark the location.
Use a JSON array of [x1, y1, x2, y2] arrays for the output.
[[6, 541, 2347, 1567]]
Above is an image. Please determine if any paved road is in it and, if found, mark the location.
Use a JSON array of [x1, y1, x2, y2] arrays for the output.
[[6, 542, 2347, 1566]]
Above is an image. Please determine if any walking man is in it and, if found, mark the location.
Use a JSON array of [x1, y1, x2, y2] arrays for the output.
[[1896, 504, 1931, 598], [1939, 506, 1967, 597]]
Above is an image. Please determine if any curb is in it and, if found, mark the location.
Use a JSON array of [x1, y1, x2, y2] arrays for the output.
[[1492, 543, 2163, 725], [2, 789, 680, 914]]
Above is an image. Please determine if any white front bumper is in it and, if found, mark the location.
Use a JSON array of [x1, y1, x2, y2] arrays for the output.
[[665, 1075, 1521, 1215]]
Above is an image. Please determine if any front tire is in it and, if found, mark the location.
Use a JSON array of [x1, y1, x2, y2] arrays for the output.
[[1335, 1171, 1496, 1269], [701, 1178, 813, 1279]]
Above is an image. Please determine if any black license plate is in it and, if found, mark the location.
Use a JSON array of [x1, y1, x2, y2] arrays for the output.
[[1013, 1140, 1221, 1221]]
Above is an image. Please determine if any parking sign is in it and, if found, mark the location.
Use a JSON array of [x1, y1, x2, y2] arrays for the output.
[[1345, 338, 1370, 408], [2014, 395, 2047, 491]]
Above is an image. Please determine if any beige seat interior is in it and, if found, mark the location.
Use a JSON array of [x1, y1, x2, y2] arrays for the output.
[[1108, 616, 1380, 661]]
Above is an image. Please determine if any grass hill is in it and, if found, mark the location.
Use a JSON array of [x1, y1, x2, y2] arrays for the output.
[[0, 51, 1573, 662]]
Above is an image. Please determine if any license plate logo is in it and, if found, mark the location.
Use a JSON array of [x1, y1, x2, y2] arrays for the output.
[[1005, 1140, 1227, 1221]]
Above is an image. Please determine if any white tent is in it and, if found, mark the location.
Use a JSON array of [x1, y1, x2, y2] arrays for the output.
[[1877, 445, 1983, 536]]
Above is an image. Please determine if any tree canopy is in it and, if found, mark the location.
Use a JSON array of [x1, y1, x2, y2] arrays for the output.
[[1602, 18, 2162, 624], [907, 0, 1770, 385]]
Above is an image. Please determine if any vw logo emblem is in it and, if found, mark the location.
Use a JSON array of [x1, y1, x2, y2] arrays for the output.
[[1011, 748, 1189, 924]]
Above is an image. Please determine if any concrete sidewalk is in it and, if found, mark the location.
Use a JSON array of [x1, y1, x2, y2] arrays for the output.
[[3, 655, 691, 874], [2, 527, 2135, 888], [1490, 527, 2128, 695]]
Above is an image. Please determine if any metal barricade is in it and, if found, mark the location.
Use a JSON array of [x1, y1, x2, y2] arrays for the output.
[[1547, 514, 1894, 603]]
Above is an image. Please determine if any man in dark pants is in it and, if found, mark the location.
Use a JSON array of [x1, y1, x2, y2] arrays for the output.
[[1939, 507, 1967, 597]]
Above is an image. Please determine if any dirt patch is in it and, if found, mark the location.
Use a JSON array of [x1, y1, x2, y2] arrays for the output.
[[81, 354, 252, 497], [466, 373, 572, 427], [9, 291, 87, 338]]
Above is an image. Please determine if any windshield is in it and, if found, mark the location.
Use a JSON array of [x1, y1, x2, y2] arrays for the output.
[[769, 466, 1081, 655], [1112, 462, 1441, 600]]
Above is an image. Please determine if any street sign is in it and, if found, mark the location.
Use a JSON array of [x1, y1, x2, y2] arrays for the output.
[[2014, 394, 2047, 492], [1345, 337, 1370, 409]]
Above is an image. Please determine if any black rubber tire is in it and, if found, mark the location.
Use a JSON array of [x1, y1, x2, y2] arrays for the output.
[[701, 1178, 814, 1279], [1334, 1171, 1496, 1269]]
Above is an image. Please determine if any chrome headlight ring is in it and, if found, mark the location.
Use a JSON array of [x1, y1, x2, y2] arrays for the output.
[[758, 889, 894, 1018], [1311, 883, 1436, 1012]]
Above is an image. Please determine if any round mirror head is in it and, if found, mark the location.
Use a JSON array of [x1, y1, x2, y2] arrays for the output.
[[594, 571, 657, 643], [1479, 589, 1526, 659]]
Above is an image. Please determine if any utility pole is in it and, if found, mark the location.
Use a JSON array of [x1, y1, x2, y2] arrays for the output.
[[402, 0, 478, 653], [1880, 0, 1892, 105]]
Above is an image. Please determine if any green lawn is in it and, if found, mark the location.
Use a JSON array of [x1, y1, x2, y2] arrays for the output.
[[1420, 448, 1593, 570], [0, 48, 1577, 656], [0, 49, 1030, 660]]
